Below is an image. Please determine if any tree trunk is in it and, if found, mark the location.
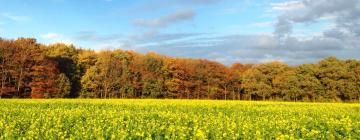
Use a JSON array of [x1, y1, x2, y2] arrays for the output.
[[0, 59, 4, 98], [17, 67, 24, 96], [104, 86, 108, 99], [0, 73, 4, 99], [207, 83, 210, 99], [0, 78, 4, 99], [224, 86, 227, 100]]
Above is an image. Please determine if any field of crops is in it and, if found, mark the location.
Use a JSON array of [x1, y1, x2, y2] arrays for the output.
[[0, 99, 359, 139]]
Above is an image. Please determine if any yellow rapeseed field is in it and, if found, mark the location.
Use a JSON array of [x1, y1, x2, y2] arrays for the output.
[[0, 99, 359, 139]]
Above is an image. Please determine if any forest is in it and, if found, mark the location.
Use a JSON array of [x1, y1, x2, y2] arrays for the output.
[[0, 37, 359, 102]]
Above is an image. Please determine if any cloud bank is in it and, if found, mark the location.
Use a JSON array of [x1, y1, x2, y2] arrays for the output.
[[132, 10, 195, 28], [45, 0, 360, 65], [129, 0, 360, 65]]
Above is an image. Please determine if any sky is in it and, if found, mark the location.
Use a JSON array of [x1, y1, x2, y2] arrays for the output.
[[0, 0, 359, 65]]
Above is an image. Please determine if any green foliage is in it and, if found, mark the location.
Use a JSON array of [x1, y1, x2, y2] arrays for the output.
[[142, 79, 164, 98], [54, 74, 71, 98]]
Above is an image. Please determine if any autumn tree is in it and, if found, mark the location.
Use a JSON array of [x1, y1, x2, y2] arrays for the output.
[[317, 57, 348, 101], [139, 52, 166, 98], [29, 57, 59, 98], [162, 58, 189, 98], [339, 60, 360, 101], [242, 62, 289, 100], [46, 43, 80, 97], [11, 38, 44, 97], [273, 68, 302, 101], [242, 68, 271, 100], [81, 50, 136, 98], [294, 64, 324, 101], [0, 39, 16, 98], [1, 37, 360, 101], [78, 49, 98, 76], [354, 63, 360, 102], [230, 63, 253, 100]]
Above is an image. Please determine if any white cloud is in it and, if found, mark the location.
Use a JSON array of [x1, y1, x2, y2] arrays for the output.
[[132, 9, 195, 28], [219, 8, 242, 15], [259, 54, 284, 63], [74, 31, 122, 42], [252, 21, 274, 27], [42, 33, 61, 39], [273, 0, 360, 40], [271, 1, 305, 11], [1, 13, 30, 22], [41, 33, 75, 46]]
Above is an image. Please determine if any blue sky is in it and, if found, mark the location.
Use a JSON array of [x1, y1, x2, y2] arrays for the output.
[[1, 0, 359, 65]]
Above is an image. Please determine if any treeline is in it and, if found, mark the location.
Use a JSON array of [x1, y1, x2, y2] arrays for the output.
[[0, 37, 359, 102]]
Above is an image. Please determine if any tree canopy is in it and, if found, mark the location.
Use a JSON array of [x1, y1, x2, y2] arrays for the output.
[[0, 37, 359, 102]]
